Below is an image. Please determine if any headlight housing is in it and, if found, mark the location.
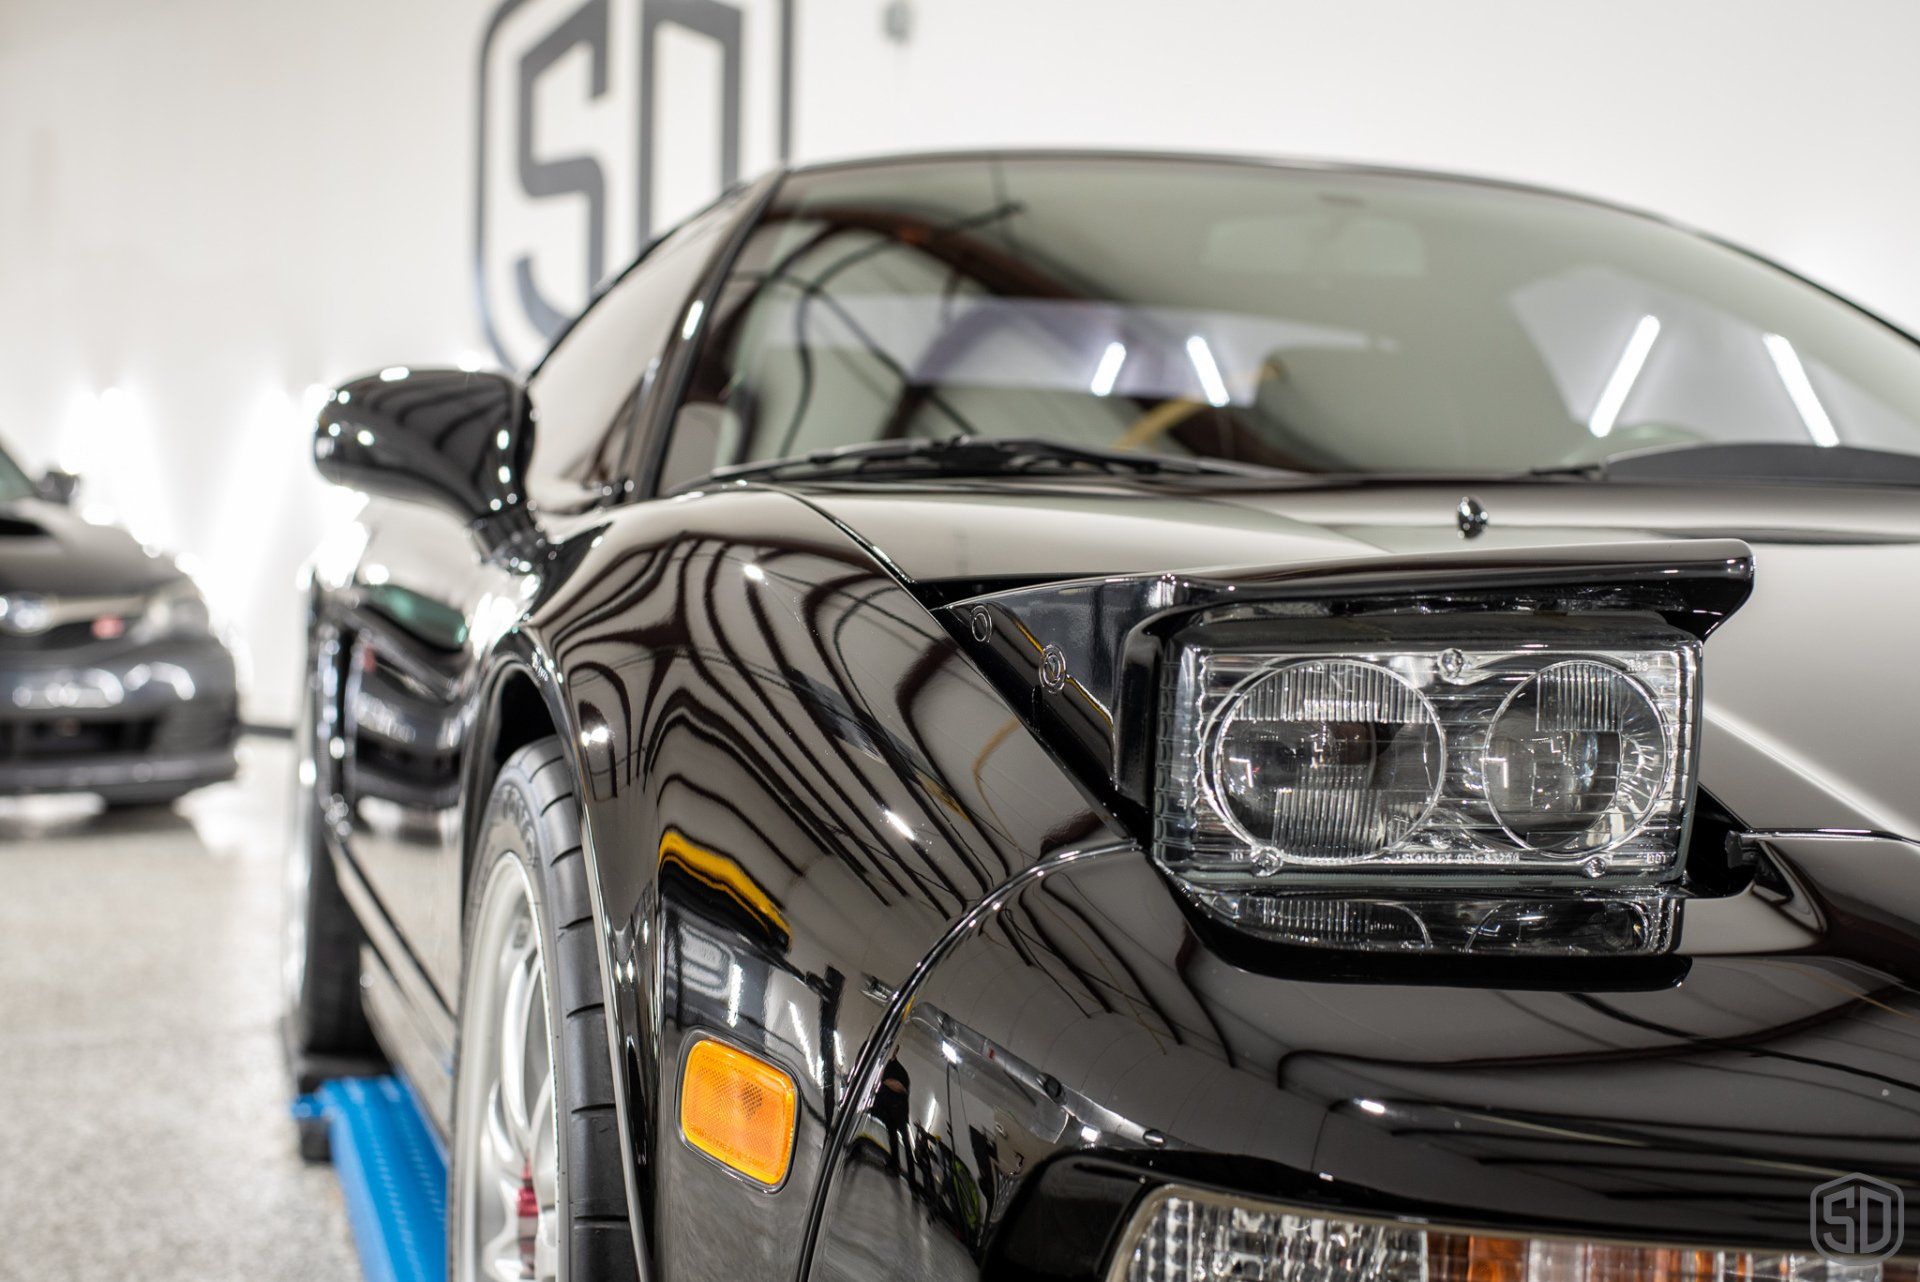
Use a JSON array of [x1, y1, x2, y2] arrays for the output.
[[947, 540, 1753, 955], [1156, 616, 1700, 888], [130, 580, 213, 643]]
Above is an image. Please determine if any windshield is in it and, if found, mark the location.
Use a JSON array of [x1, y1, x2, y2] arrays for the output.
[[660, 155, 1920, 487], [0, 440, 34, 501]]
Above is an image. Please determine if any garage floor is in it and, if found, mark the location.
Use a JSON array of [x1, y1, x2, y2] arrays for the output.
[[0, 738, 359, 1281]]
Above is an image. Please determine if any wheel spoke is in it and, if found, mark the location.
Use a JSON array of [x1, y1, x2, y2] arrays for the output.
[[533, 1210, 560, 1281], [480, 1212, 521, 1282], [454, 854, 563, 1282], [485, 1082, 521, 1169], [497, 930, 539, 1149]]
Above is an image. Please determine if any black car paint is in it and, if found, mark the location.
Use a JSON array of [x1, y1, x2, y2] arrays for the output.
[[304, 156, 1920, 1282]]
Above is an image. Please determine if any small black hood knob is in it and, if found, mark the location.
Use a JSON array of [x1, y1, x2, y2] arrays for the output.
[[1457, 495, 1490, 538]]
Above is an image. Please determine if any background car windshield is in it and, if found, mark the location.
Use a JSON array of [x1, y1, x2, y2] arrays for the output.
[[0, 442, 35, 501], [671, 157, 1920, 481]]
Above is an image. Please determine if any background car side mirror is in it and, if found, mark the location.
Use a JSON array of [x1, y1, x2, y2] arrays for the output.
[[313, 368, 534, 527], [36, 469, 79, 505]]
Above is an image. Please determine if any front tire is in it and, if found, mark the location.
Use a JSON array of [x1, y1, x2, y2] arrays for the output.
[[450, 738, 635, 1282], [284, 636, 377, 1070]]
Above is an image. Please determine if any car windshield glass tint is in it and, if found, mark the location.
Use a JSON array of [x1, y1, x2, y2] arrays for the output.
[[0, 441, 35, 501], [664, 156, 1920, 483]]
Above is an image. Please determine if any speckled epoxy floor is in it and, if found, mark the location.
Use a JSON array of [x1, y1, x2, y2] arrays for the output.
[[0, 738, 359, 1281]]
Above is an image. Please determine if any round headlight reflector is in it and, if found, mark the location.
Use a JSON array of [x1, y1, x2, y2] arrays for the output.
[[1486, 660, 1667, 854], [1207, 658, 1445, 863]]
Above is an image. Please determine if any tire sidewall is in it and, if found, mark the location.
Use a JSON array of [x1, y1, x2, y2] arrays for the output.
[[451, 752, 580, 1282], [283, 630, 373, 1058]]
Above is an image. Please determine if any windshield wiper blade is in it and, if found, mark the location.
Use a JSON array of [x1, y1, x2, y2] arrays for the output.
[[686, 435, 1294, 489], [1520, 443, 1920, 488]]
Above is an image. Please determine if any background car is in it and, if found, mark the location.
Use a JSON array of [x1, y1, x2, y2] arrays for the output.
[[287, 152, 1919, 1282], [0, 438, 239, 806]]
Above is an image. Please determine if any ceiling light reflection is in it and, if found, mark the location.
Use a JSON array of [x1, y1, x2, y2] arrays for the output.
[[1090, 341, 1127, 397], [1589, 314, 1661, 438], [1762, 332, 1840, 447], [1185, 336, 1231, 408]]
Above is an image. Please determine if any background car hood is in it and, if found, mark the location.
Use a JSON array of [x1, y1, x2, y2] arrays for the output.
[[797, 478, 1920, 839], [0, 498, 181, 596]]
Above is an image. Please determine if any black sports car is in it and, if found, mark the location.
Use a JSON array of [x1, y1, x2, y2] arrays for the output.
[[0, 442, 238, 803], [287, 152, 1920, 1282]]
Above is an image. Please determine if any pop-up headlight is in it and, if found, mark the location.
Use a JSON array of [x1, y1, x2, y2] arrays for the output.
[[945, 540, 1752, 957], [1156, 618, 1699, 888]]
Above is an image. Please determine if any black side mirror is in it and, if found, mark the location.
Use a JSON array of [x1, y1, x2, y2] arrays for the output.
[[313, 368, 533, 526], [35, 469, 79, 505]]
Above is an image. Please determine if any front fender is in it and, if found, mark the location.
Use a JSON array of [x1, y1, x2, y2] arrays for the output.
[[532, 486, 1121, 1282]]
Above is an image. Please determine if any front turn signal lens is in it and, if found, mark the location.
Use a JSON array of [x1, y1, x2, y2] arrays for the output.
[[680, 1037, 796, 1187]]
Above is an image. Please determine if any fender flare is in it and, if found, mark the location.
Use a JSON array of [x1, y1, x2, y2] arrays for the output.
[[463, 632, 657, 1279]]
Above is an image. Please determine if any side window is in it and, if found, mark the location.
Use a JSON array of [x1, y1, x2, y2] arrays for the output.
[[525, 187, 753, 509]]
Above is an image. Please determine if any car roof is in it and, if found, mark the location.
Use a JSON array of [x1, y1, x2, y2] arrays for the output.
[[779, 146, 1669, 226]]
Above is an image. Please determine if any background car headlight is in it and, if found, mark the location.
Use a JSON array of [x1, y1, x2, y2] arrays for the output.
[[1156, 618, 1700, 887], [131, 581, 213, 643]]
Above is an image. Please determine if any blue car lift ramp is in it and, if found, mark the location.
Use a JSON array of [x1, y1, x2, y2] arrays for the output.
[[293, 1077, 447, 1282]]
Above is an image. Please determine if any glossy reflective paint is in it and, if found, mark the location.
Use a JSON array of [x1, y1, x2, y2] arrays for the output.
[[531, 487, 1124, 1278], [301, 158, 1920, 1282], [311, 478, 1127, 1275], [805, 476, 1920, 841], [315, 466, 1920, 1282], [813, 834, 1920, 1280]]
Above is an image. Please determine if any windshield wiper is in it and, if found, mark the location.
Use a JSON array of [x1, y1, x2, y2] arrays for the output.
[[1522, 443, 1920, 488], [680, 435, 1296, 490]]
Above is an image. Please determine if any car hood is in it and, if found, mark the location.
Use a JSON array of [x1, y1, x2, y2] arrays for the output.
[[0, 499, 181, 596], [797, 477, 1920, 839]]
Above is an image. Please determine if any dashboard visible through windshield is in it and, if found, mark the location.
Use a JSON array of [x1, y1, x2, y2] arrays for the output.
[[661, 155, 1920, 489]]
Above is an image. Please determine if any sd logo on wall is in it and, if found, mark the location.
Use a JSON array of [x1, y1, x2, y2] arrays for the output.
[[477, 0, 793, 371]]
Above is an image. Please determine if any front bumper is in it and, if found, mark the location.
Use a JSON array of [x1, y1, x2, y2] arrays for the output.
[[0, 637, 240, 798], [807, 836, 1920, 1278]]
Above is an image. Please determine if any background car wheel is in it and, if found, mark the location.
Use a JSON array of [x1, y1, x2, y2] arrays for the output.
[[450, 738, 634, 1282], [283, 644, 377, 1077]]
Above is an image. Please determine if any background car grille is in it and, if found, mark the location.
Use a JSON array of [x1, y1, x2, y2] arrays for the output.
[[153, 698, 239, 753], [0, 716, 158, 761], [0, 620, 110, 651]]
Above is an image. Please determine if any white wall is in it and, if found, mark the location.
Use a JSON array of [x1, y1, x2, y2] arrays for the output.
[[1, 0, 1916, 720]]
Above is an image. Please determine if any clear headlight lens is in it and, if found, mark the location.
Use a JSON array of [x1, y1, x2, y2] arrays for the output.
[[1157, 625, 1699, 886], [1116, 1187, 1914, 1282], [1210, 659, 1445, 861], [1217, 891, 1678, 956], [1485, 660, 1667, 853]]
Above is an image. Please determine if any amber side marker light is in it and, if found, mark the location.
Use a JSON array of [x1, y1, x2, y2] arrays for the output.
[[680, 1037, 797, 1187]]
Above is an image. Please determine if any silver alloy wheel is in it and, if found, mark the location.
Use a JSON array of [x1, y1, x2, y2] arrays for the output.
[[453, 853, 563, 1282]]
